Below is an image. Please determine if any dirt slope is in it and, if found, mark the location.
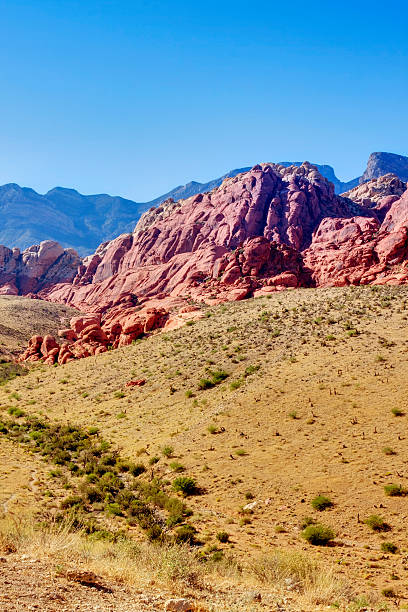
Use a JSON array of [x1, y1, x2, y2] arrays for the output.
[[1, 285, 408, 609]]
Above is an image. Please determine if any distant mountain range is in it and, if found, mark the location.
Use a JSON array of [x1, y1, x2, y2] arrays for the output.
[[0, 152, 407, 255]]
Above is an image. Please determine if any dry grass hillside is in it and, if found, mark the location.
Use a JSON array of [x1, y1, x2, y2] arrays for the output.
[[1, 286, 408, 610], [0, 296, 79, 359]]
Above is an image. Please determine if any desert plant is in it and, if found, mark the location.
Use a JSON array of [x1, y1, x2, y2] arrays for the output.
[[364, 515, 390, 532], [301, 523, 335, 546], [162, 445, 174, 458], [384, 484, 407, 497], [391, 407, 404, 417], [169, 461, 185, 473], [381, 541, 398, 554], [311, 495, 333, 511], [216, 531, 230, 543], [172, 476, 198, 496]]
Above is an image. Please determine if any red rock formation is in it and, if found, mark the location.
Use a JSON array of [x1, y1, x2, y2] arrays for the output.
[[14, 163, 408, 365], [303, 189, 408, 286], [0, 241, 80, 295]]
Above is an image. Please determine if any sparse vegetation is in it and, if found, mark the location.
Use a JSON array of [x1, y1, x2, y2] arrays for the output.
[[364, 515, 390, 532], [301, 523, 335, 546], [311, 495, 333, 511]]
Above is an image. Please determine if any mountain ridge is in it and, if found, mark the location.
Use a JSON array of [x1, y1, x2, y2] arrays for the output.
[[0, 152, 406, 256]]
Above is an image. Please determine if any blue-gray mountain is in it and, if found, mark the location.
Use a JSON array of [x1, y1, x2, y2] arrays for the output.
[[0, 152, 406, 255]]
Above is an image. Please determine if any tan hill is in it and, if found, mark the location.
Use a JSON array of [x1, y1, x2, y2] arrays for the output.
[[1, 285, 408, 609], [0, 295, 79, 359]]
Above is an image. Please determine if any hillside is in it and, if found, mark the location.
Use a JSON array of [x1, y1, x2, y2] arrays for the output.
[[0, 296, 78, 359], [1, 285, 408, 610]]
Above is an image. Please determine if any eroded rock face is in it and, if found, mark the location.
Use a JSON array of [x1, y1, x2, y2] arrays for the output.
[[40, 163, 371, 311], [303, 189, 408, 286], [342, 174, 406, 222], [14, 163, 408, 365], [0, 241, 80, 295]]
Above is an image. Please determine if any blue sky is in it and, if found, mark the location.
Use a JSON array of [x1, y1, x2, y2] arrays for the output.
[[0, 0, 407, 201]]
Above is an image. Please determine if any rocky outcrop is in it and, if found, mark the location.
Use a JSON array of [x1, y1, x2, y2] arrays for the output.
[[15, 162, 408, 365], [303, 189, 408, 287], [342, 174, 406, 222], [0, 241, 81, 296], [18, 305, 172, 365], [360, 152, 408, 184], [40, 162, 371, 312]]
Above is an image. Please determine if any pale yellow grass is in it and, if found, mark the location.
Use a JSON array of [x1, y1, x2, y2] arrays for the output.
[[0, 515, 355, 611]]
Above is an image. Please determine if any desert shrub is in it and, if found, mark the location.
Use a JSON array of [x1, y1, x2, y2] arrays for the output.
[[301, 523, 335, 546], [216, 531, 229, 543], [114, 391, 125, 399], [300, 516, 316, 529], [244, 364, 260, 377], [198, 378, 214, 390], [172, 476, 198, 496], [162, 445, 174, 458], [8, 406, 25, 417], [60, 495, 84, 509], [391, 407, 404, 417], [207, 424, 218, 434], [364, 515, 390, 532], [185, 390, 194, 398], [384, 484, 407, 497], [105, 502, 123, 516], [381, 587, 396, 598], [311, 495, 333, 511], [174, 524, 198, 544], [235, 449, 247, 456], [169, 461, 184, 472], [130, 462, 146, 476], [210, 370, 228, 384], [146, 524, 163, 541], [381, 541, 398, 554], [382, 447, 396, 455]]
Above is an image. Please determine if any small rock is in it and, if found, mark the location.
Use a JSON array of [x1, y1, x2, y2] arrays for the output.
[[164, 599, 194, 611]]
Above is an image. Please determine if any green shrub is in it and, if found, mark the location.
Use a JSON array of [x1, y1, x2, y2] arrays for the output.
[[301, 523, 335, 546], [216, 531, 229, 543], [364, 515, 390, 532], [169, 461, 185, 473], [381, 587, 396, 598], [391, 407, 404, 417], [381, 541, 398, 554], [174, 524, 198, 544], [146, 525, 163, 541], [311, 495, 333, 511], [60, 495, 83, 509], [130, 462, 146, 476], [162, 445, 174, 458], [207, 424, 218, 434], [172, 476, 198, 496], [382, 447, 396, 455], [384, 484, 407, 497], [198, 378, 214, 390], [300, 516, 316, 529]]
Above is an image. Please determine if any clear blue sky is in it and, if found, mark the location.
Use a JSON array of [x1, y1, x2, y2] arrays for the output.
[[0, 0, 407, 201]]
